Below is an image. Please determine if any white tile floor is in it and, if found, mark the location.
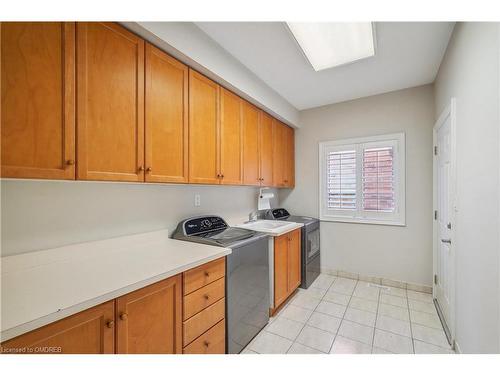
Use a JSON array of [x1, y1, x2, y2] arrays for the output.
[[242, 274, 454, 354]]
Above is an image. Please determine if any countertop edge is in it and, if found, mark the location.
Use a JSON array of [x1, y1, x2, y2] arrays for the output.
[[0, 249, 230, 343]]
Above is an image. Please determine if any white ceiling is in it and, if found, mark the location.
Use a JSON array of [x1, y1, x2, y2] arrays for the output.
[[196, 22, 454, 110]]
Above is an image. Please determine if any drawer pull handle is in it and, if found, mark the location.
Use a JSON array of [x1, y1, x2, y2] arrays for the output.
[[204, 271, 210, 277], [120, 313, 128, 321], [106, 320, 114, 328], [204, 294, 210, 300], [204, 341, 210, 347]]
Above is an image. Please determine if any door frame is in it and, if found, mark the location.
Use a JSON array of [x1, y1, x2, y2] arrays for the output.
[[432, 97, 457, 346]]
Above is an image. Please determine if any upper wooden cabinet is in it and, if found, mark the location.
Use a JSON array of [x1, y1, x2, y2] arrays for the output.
[[145, 43, 188, 183], [2, 21, 295, 189], [272, 120, 295, 188], [220, 88, 243, 185], [188, 69, 220, 184], [272, 119, 286, 187], [242, 102, 260, 186], [284, 125, 295, 188], [1, 22, 76, 180], [1, 301, 115, 354], [116, 275, 182, 354], [76, 22, 145, 182], [259, 111, 274, 186]]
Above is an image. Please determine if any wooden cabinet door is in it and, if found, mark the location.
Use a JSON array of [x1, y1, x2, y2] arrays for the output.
[[116, 275, 182, 354], [284, 125, 295, 188], [219, 88, 242, 185], [272, 120, 286, 187], [0, 302, 114, 354], [145, 43, 188, 183], [188, 70, 220, 184], [274, 234, 289, 308], [1, 22, 75, 180], [287, 229, 302, 292], [259, 111, 274, 186], [76, 22, 144, 182], [241, 101, 260, 186]]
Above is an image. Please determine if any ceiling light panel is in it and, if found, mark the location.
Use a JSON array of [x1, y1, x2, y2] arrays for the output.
[[287, 22, 375, 71]]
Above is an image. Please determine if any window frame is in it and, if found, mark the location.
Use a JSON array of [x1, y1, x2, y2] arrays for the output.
[[319, 132, 406, 226]]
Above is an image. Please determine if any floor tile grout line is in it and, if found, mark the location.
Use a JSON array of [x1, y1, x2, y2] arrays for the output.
[[370, 284, 382, 353], [405, 287, 416, 353], [326, 279, 358, 353], [288, 275, 338, 353]]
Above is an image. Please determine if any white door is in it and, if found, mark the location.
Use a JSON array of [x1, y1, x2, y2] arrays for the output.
[[433, 99, 456, 342]]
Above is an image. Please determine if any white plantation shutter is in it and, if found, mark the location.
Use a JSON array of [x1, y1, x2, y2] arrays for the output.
[[362, 147, 395, 212], [320, 133, 405, 225], [327, 150, 356, 209]]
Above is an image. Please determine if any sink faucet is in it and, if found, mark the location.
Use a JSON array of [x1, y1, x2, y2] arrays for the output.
[[248, 211, 259, 222]]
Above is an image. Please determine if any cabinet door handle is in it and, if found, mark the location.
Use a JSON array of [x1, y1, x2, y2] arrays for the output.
[[66, 159, 75, 166], [146, 167, 152, 173], [120, 313, 128, 321], [138, 166, 145, 172], [204, 341, 210, 348], [106, 320, 115, 328]]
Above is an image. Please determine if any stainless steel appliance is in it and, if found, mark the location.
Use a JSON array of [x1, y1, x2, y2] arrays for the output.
[[265, 208, 320, 289], [172, 215, 270, 354]]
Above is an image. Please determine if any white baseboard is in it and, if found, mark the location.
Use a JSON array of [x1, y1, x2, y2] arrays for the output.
[[321, 267, 433, 294]]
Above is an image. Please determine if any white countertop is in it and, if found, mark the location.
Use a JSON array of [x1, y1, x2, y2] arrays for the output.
[[0, 230, 230, 342], [233, 220, 304, 237]]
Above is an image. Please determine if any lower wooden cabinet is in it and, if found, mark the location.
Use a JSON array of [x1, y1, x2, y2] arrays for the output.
[[0, 261, 226, 354], [116, 275, 182, 354], [183, 319, 225, 354], [182, 258, 226, 354], [0, 301, 115, 354], [273, 229, 302, 311]]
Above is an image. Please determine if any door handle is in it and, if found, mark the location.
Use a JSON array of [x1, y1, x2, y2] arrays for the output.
[[441, 239, 452, 244]]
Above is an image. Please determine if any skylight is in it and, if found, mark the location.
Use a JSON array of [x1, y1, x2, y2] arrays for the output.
[[286, 22, 375, 71]]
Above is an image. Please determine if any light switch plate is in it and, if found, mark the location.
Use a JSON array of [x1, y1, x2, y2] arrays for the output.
[[194, 194, 201, 207]]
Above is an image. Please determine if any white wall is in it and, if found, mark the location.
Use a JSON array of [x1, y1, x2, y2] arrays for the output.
[[1, 180, 276, 256], [434, 22, 500, 354], [122, 22, 300, 128], [280, 85, 435, 286]]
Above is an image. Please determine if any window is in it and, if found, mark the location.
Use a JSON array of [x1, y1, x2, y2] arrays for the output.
[[319, 133, 405, 225]]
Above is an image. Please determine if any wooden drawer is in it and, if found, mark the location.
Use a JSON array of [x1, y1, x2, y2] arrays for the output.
[[183, 297, 225, 346], [183, 319, 225, 354], [183, 258, 225, 295], [184, 277, 225, 320]]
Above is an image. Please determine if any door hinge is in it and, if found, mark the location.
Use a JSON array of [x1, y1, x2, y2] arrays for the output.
[[434, 210, 438, 220], [434, 274, 438, 285], [434, 146, 438, 155]]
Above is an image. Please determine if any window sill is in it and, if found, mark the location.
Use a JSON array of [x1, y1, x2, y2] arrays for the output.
[[320, 216, 406, 227]]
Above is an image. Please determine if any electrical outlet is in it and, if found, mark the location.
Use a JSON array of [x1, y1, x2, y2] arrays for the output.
[[194, 194, 201, 207]]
